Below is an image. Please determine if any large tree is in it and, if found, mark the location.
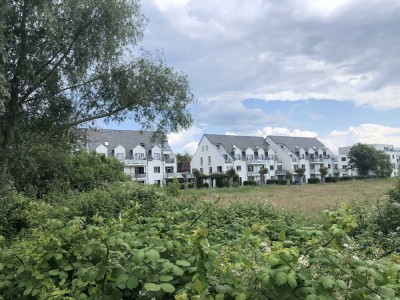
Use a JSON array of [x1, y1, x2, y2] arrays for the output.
[[0, 0, 194, 188], [348, 144, 392, 178]]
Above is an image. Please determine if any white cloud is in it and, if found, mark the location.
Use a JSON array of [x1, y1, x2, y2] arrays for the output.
[[167, 125, 203, 154], [320, 124, 400, 153], [143, 0, 400, 110], [256, 127, 318, 138]]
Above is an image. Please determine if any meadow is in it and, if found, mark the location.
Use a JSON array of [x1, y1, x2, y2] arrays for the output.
[[180, 178, 397, 217]]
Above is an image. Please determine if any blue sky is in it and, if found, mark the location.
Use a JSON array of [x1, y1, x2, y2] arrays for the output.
[[103, 0, 400, 154]]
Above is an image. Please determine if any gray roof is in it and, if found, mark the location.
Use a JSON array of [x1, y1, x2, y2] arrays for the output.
[[268, 135, 326, 154], [204, 134, 269, 153], [81, 129, 173, 156]]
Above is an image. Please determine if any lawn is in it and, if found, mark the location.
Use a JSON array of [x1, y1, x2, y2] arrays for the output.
[[180, 178, 397, 217]]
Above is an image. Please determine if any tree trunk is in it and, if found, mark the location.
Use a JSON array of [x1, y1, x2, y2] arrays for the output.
[[286, 178, 290, 186]]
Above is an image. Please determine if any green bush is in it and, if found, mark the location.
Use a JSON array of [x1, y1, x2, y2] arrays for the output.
[[266, 179, 287, 185], [325, 176, 339, 183], [243, 180, 257, 186], [307, 178, 320, 184]]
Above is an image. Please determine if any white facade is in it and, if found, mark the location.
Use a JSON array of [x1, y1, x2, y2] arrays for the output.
[[191, 134, 278, 186], [266, 136, 338, 183], [84, 129, 178, 186]]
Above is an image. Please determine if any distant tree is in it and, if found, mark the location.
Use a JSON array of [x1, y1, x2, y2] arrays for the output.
[[259, 167, 268, 186], [319, 167, 329, 184], [348, 144, 392, 178], [176, 152, 192, 163], [374, 151, 393, 177], [226, 168, 237, 188], [348, 144, 377, 177], [296, 168, 306, 185], [285, 171, 293, 186]]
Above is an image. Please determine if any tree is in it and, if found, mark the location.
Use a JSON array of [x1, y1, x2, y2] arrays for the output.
[[296, 167, 306, 185], [285, 171, 293, 186], [226, 168, 237, 188], [319, 167, 328, 184], [374, 151, 393, 177], [259, 167, 268, 186], [0, 0, 194, 190], [348, 144, 392, 178], [176, 152, 192, 163]]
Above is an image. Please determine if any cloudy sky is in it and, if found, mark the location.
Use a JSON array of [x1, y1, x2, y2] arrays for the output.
[[108, 0, 400, 154]]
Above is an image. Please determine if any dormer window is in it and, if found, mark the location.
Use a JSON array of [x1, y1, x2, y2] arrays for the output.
[[104, 142, 109, 146], [140, 142, 145, 147]]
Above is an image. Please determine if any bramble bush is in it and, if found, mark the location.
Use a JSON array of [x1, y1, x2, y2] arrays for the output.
[[0, 183, 400, 299]]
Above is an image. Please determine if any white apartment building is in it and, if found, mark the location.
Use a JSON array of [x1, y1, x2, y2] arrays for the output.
[[191, 134, 277, 186], [83, 129, 178, 185], [339, 144, 400, 177], [266, 136, 338, 182]]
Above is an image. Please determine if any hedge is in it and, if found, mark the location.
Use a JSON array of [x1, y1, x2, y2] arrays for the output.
[[243, 181, 257, 186], [307, 178, 321, 184], [266, 179, 287, 185]]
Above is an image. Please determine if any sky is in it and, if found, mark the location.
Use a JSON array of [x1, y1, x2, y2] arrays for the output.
[[105, 0, 400, 154]]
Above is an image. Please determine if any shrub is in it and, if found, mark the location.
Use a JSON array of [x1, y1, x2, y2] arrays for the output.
[[338, 176, 353, 181], [243, 181, 257, 186], [266, 179, 287, 185], [307, 178, 320, 184], [325, 177, 339, 183], [166, 178, 181, 196]]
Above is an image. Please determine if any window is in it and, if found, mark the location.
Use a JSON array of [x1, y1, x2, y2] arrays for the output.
[[236, 166, 241, 171], [200, 168, 203, 173], [277, 165, 283, 171], [200, 157, 203, 166], [208, 156, 211, 164], [293, 164, 298, 170], [206, 145, 208, 151], [202, 146, 204, 152], [328, 164, 331, 169], [270, 165, 274, 171], [217, 166, 222, 172], [320, 164, 324, 168], [209, 167, 212, 174], [154, 166, 160, 173], [236, 154, 241, 160], [341, 157, 347, 161], [310, 165, 315, 170], [153, 153, 160, 160], [248, 166, 254, 172], [334, 164, 338, 169], [165, 166, 174, 173], [247, 154, 254, 160], [301, 164, 305, 169], [301, 154, 304, 159], [116, 153, 124, 159]]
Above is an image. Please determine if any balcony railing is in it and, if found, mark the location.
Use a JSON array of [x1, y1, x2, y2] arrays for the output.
[[247, 159, 268, 164], [124, 158, 147, 165], [132, 173, 147, 179], [164, 158, 175, 163], [166, 172, 180, 178], [247, 171, 260, 177]]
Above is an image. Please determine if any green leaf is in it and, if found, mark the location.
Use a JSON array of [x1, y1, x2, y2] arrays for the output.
[[126, 276, 138, 289], [176, 260, 191, 267], [336, 280, 347, 290], [275, 272, 287, 286], [133, 250, 145, 264], [193, 279, 202, 294], [144, 283, 161, 292], [236, 293, 246, 300], [49, 269, 59, 276], [376, 287, 395, 299], [242, 258, 253, 268], [159, 275, 174, 282], [279, 228, 286, 241], [287, 272, 297, 289], [321, 277, 335, 289], [172, 265, 184, 276], [161, 283, 175, 293], [146, 249, 160, 262], [116, 273, 129, 289]]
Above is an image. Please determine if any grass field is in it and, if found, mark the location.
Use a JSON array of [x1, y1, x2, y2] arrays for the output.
[[179, 178, 398, 217]]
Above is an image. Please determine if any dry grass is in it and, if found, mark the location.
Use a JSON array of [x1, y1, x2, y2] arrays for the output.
[[180, 178, 397, 217]]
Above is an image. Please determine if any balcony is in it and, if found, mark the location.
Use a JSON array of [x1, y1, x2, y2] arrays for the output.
[[124, 157, 147, 165], [247, 159, 268, 164], [132, 173, 147, 179], [247, 171, 260, 177], [166, 172, 182, 178], [164, 158, 175, 163]]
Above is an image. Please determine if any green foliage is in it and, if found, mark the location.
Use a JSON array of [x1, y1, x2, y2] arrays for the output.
[[325, 176, 339, 183], [349, 144, 392, 178], [69, 151, 130, 191], [243, 180, 257, 186], [1, 183, 400, 299], [176, 152, 192, 163], [167, 178, 181, 196], [308, 178, 321, 184], [267, 179, 287, 185]]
